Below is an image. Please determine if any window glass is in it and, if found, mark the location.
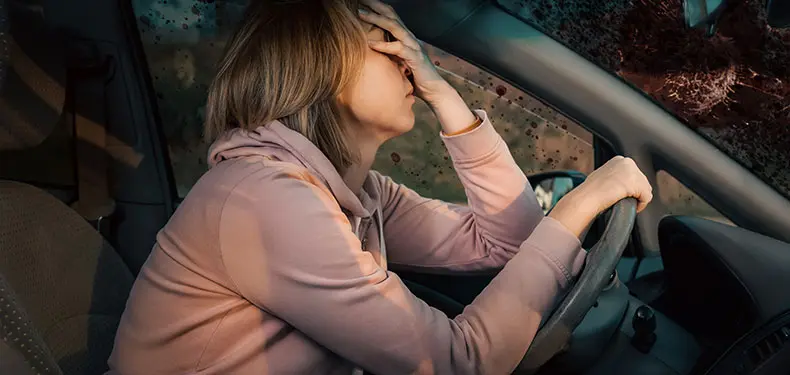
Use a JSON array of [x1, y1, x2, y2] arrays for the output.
[[498, 0, 790, 199], [656, 171, 734, 226], [133, 0, 244, 197], [374, 44, 593, 203], [131, 0, 593, 200]]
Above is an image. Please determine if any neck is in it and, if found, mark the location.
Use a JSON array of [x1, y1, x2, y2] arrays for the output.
[[342, 137, 380, 195]]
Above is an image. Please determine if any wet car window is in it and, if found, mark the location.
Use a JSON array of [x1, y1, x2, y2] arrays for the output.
[[657, 171, 733, 226], [130, 0, 728, 220], [131, 0, 595, 202], [376, 43, 593, 203], [497, 0, 790, 199]]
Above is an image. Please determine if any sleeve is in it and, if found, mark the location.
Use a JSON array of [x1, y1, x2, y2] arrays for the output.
[[374, 109, 584, 273], [218, 165, 586, 375]]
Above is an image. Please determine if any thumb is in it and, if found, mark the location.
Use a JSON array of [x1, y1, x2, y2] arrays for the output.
[[635, 191, 652, 213]]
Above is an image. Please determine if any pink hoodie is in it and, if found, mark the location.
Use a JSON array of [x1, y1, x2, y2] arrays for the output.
[[108, 109, 586, 375]]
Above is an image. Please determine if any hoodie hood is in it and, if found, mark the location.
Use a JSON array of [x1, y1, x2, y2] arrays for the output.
[[208, 121, 372, 218]]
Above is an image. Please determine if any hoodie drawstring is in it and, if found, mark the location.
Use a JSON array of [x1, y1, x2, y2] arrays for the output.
[[374, 208, 387, 271]]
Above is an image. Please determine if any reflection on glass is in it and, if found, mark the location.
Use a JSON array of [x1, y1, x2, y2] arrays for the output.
[[534, 176, 575, 214]]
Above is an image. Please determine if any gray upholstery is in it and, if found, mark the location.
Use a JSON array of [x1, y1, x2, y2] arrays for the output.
[[0, 181, 134, 374], [0, 273, 62, 375]]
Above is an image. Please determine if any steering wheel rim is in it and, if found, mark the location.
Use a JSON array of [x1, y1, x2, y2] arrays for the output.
[[516, 197, 638, 373]]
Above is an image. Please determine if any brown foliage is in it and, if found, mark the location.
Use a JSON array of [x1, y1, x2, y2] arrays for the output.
[[617, 0, 789, 192]]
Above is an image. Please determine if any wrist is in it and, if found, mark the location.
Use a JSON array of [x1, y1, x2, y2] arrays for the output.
[[423, 82, 458, 106], [428, 85, 477, 134], [548, 190, 600, 238], [566, 188, 603, 219]]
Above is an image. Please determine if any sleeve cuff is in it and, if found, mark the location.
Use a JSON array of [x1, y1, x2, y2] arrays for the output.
[[520, 216, 586, 284], [440, 109, 502, 162]]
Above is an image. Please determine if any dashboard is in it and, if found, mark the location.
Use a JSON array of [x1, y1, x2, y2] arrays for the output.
[[658, 216, 790, 374]]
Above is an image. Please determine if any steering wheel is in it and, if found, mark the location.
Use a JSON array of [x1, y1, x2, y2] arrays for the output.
[[515, 197, 638, 373]]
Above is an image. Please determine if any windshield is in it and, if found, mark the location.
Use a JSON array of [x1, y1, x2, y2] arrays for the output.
[[497, 0, 790, 199]]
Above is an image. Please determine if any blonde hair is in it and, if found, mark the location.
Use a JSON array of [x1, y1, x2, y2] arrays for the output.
[[204, 0, 366, 171]]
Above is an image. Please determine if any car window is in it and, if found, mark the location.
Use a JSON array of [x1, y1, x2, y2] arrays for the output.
[[497, 0, 790, 199], [375, 43, 593, 203], [657, 171, 734, 226], [131, 0, 594, 202]]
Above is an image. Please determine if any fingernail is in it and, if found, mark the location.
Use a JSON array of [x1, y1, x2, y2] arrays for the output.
[[358, 8, 369, 15]]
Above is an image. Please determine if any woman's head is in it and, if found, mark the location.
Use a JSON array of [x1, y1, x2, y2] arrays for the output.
[[205, 0, 416, 172]]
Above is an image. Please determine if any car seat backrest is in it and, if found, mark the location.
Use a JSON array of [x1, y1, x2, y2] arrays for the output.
[[0, 5, 134, 366], [0, 2, 137, 374], [0, 4, 66, 369], [0, 272, 63, 375], [0, 180, 135, 375]]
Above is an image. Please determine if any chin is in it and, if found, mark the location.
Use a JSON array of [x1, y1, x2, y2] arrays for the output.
[[398, 110, 416, 134], [379, 113, 415, 141]]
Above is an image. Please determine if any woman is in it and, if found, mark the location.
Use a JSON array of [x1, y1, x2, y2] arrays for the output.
[[109, 0, 652, 374]]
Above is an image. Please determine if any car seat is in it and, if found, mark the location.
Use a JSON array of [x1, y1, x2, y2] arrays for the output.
[[0, 1, 135, 373]]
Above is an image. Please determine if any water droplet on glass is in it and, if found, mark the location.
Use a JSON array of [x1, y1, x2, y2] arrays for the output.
[[139, 15, 152, 27]]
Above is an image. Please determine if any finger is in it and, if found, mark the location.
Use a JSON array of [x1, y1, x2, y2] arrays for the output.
[[637, 182, 653, 211], [367, 39, 420, 62], [360, 0, 400, 20], [636, 191, 652, 213], [358, 9, 419, 49]]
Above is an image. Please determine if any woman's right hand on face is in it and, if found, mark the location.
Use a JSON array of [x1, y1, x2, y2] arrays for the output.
[[547, 156, 652, 239]]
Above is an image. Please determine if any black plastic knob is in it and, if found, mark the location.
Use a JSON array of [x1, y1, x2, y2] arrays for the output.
[[633, 305, 656, 334], [631, 305, 657, 354]]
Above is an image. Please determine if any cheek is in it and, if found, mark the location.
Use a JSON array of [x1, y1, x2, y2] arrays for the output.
[[337, 52, 412, 130], [353, 72, 384, 110]]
